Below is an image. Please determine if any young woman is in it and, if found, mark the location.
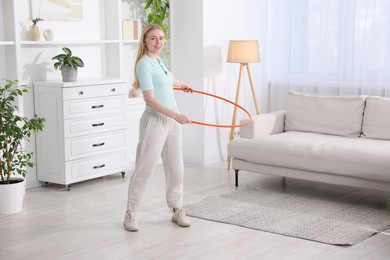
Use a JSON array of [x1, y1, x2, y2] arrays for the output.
[[124, 24, 192, 232]]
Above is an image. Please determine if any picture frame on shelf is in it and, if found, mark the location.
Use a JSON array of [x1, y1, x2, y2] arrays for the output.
[[31, 0, 83, 21]]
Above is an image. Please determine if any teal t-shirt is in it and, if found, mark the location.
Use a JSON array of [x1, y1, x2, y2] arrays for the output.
[[137, 55, 176, 113]]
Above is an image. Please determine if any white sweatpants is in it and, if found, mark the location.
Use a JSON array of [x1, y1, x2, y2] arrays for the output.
[[127, 111, 184, 211]]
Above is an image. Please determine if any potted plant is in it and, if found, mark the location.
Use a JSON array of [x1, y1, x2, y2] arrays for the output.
[[28, 17, 43, 41], [52, 47, 85, 82], [0, 79, 45, 214]]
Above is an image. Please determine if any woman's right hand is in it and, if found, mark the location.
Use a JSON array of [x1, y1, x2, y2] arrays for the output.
[[174, 113, 192, 125]]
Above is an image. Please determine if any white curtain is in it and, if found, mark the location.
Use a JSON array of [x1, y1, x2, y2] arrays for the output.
[[268, 0, 390, 111]]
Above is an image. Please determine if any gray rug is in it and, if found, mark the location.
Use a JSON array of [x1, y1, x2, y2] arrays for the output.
[[185, 186, 390, 245]]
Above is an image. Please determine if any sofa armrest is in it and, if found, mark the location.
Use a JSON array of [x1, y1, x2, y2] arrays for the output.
[[240, 110, 286, 139]]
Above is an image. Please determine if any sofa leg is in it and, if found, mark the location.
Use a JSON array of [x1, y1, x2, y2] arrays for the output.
[[235, 169, 239, 187], [282, 177, 286, 187]]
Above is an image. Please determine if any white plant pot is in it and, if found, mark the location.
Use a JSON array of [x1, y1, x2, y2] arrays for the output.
[[61, 66, 78, 82], [0, 178, 26, 214]]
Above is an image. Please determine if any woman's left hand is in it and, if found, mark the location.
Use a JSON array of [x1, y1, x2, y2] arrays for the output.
[[182, 87, 193, 93], [173, 79, 193, 93]]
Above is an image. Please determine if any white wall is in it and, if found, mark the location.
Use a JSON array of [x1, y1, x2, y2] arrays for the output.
[[172, 0, 269, 164], [171, 0, 205, 164]]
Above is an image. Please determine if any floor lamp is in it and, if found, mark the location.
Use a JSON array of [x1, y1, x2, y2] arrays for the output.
[[227, 40, 261, 170]]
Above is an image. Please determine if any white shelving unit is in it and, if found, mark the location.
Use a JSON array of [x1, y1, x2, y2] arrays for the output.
[[0, 0, 146, 188], [20, 40, 122, 45], [0, 0, 16, 80], [0, 41, 14, 45], [0, 0, 142, 82]]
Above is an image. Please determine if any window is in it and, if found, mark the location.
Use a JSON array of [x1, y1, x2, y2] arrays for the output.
[[269, 0, 390, 85]]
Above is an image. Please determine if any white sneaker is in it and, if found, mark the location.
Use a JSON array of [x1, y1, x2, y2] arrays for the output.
[[172, 208, 191, 227], [124, 210, 139, 232]]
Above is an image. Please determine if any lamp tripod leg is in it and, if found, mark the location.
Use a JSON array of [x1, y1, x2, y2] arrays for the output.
[[246, 64, 260, 115], [227, 64, 244, 170]]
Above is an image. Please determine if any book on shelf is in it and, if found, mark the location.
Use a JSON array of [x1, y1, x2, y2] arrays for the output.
[[122, 19, 140, 41]]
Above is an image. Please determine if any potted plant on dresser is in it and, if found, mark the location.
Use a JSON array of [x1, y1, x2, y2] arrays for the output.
[[52, 47, 85, 82], [0, 79, 45, 214]]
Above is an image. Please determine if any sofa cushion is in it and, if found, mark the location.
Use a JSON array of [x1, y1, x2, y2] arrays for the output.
[[362, 96, 390, 140], [284, 92, 367, 137], [228, 131, 390, 182]]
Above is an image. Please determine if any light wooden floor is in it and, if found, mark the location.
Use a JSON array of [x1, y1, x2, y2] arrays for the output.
[[1, 162, 390, 260]]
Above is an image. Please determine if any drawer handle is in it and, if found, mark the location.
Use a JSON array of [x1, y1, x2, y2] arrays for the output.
[[92, 142, 105, 147], [79, 91, 84, 95], [92, 104, 104, 109], [93, 164, 106, 169], [111, 88, 116, 92], [92, 122, 105, 127]]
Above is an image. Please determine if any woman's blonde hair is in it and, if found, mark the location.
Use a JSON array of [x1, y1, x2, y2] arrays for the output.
[[132, 24, 164, 89]]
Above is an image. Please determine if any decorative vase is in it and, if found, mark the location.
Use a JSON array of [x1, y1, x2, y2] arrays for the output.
[[28, 25, 41, 41], [43, 29, 54, 41], [0, 178, 26, 214], [61, 66, 78, 82]]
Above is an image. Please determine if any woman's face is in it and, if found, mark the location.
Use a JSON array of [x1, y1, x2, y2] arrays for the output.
[[144, 29, 165, 56]]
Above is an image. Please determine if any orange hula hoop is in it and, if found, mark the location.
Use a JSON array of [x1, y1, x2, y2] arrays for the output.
[[173, 88, 252, 128]]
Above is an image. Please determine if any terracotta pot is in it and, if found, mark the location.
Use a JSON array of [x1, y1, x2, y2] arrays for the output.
[[28, 25, 41, 41]]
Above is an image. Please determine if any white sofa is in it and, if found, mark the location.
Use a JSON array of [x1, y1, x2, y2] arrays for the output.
[[228, 91, 390, 191]]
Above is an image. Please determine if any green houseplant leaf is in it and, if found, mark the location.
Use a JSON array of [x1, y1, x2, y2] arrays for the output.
[[144, 0, 170, 57], [0, 79, 45, 184], [52, 47, 85, 71], [32, 17, 43, 25]]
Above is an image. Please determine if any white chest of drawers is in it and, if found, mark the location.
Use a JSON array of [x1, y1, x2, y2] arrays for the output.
[[34, 79, 129, 190]]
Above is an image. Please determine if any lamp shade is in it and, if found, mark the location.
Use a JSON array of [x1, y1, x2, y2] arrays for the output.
[[227, 40, 260, 63]]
